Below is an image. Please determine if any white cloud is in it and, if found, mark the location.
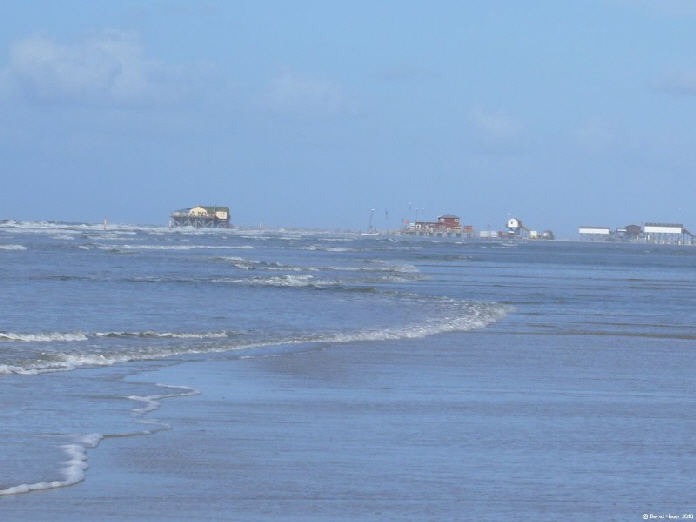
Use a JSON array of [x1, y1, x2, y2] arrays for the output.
[[6, 30, 195, 106], [266, 71, 347, 116]]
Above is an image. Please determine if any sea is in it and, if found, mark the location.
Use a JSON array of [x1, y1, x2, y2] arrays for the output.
[[0, 220, 694, 521]]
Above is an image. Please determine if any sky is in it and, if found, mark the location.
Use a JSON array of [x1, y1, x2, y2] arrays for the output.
[[2, 0, 696, 237]]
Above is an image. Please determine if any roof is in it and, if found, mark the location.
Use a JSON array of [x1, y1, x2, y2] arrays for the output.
[[644, 222, 682, 228], [171, 206, 230, 217], [174, 206, 229, 212]]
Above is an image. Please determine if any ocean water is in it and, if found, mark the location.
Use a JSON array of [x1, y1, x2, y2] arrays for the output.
[[1, 220, 694, 520]]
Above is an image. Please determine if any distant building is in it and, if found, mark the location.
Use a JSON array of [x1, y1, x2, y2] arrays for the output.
[[579, 226, 612, 241], [437, 215, 461, 228], [643, 223, 694, 244], [478, 218, 552, 240], [579, 223, 695, 244], [507, 218, 531, 238], [621, 224, 642, 240], [403, 214, 473, 237], [170, 206, 230, 228]]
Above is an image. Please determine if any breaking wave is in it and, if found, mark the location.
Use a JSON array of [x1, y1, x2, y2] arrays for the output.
[[215, 256, 314, 271], [0, 332, 89, 343], [0, 331, 235, 343], [213, 274, 327, 288], [303, 245, 358, 252], [96, 244, 249, 253], [0, 301, 508, 376], [319, 301, 508, 342]]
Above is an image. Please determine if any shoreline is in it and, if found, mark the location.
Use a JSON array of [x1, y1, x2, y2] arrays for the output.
[[2, 332, 694, 520]]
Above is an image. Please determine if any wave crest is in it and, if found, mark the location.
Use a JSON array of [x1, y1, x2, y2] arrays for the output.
[[0, 330, 235, 343]]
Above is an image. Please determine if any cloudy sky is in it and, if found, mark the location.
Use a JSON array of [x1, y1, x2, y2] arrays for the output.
[[2, 0, 696, 237]]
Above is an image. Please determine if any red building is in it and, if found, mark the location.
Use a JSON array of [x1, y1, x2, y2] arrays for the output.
[[414, 214, 461, 230], [406, 214, 473, 237], [436, 215, 461, 228]]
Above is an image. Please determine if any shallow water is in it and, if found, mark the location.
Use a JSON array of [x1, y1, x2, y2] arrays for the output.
[[1, 221, 694, 519]]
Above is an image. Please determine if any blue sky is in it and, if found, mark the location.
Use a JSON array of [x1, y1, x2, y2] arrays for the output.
[[2, 0, 696, 237]]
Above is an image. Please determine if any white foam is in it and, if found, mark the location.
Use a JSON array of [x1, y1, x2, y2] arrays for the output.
[[128, 384, 200, 417], [213, 274, 325, 288], [0, 434, 103, 496], [0, 364, 43, 375], [0, 244, 27, 250], [0, 382, 201, 497], [304, 245, 357, 252], [94, 331, 231, 340], [263, 274, 316, 287], [122, 384, 201, 434], [366, 260, 419, 273], [0, 336, 267, 376], [127, 395, 161, 415], [0, 302, 507, 377], [0, 330, 231, 344], [0, 332, 88, 342], [216, 256, 312, 272], [115, 244, 247, 251], [320, 303, 508, 344], [0, 351, 152, 375]]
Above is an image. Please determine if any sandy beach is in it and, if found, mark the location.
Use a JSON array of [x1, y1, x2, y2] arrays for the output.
[[3, 326, 693, 521]]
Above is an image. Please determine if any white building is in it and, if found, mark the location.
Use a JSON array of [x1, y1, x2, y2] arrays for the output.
[[578, 226, 611, 241], [643, 223, 693, 244]]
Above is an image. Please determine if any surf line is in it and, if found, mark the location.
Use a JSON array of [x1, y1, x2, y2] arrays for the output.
[[0, 382, 200, 497], [123, 383, 201, 435]]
